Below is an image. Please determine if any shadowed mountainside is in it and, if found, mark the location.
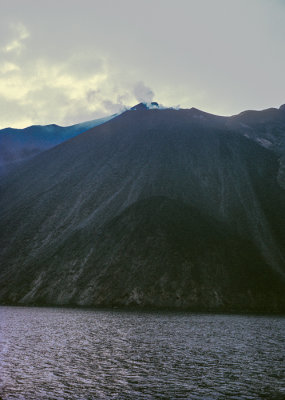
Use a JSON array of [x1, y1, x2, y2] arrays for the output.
[[0, 105, 285, 312], [227, 104, 285, 188], [0, 115, 115, 174]]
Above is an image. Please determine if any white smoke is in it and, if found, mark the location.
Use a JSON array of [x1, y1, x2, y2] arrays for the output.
[[133, 81, 155, 103]]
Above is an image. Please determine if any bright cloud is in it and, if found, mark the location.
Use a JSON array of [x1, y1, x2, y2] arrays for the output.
[[0, 62, 20, 74], [0, 27, 150, 128], [0, 20, 158, 128], [0, 0, 284, 128], [1, 22, 29, 54]]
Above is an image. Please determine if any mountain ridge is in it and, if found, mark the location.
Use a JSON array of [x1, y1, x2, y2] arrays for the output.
[[1, 104, 285, 312], [0, 114, 116, 173]]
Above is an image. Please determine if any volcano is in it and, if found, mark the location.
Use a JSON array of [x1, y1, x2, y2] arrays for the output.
[[0, 104, 285, 312], [0, 114, 115, 174]]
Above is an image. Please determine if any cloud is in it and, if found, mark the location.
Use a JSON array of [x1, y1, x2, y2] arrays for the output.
[[0, 1, 285, 128], [0, 22, 157, 128], [0, 51, 140, 127], [86, 89, 99, 104], [1, 22, 29, 54], [0, 62, 20, 74], [102, 97, 129, 114], [133, 81, 155, 104]]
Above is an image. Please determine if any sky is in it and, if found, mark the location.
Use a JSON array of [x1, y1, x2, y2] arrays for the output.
[[0, 0, 284, 129]]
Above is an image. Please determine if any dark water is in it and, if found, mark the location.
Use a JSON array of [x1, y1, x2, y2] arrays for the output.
[[0, 306, 284, 400]]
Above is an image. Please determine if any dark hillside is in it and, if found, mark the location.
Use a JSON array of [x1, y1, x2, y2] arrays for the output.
[[1, 106, 285, 311]]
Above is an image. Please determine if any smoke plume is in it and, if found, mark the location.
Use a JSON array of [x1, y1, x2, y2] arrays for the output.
[[133, 81, 154, 103]]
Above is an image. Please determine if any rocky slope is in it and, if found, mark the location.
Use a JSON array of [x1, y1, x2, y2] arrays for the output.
[[0, 105, 285, 312], [227, 104, 285, 188]]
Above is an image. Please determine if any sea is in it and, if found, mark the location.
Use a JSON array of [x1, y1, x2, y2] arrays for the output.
[[0, 306, 284, 399]]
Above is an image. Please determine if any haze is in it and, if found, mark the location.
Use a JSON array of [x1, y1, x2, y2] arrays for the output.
[[0, 0, 284, 128]]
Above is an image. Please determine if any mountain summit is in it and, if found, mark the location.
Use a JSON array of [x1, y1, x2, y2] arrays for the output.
[[0, 105, 285, 312], [130, 101, 160, 110]]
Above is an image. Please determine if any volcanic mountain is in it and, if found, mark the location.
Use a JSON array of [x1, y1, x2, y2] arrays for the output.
[[0, 114, 115, 174], [0, 104, 285, 312], [226, 104, 285, 189]]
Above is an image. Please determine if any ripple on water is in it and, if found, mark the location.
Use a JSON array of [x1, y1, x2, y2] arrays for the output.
[[0, 306, 284, 399]]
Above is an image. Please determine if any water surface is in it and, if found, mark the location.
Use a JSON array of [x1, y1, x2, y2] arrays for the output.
[[0, 306, 284, 399]]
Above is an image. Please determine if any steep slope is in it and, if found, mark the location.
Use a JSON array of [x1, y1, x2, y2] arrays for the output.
[[227, 104, 285, 188], [0, 115, 115, 173], [1, 107, 285, 311]]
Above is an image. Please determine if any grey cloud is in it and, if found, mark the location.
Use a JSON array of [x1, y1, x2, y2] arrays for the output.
[[62, 104, 106, 126], [1, 22, 29, 55], [0, 0, 285, 128], [116, 93, 130, 105], [66, 53, 105, 79], [133, 81, 154, 104], [102, 100, 126, 114], [86, 90, 99, 104]]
